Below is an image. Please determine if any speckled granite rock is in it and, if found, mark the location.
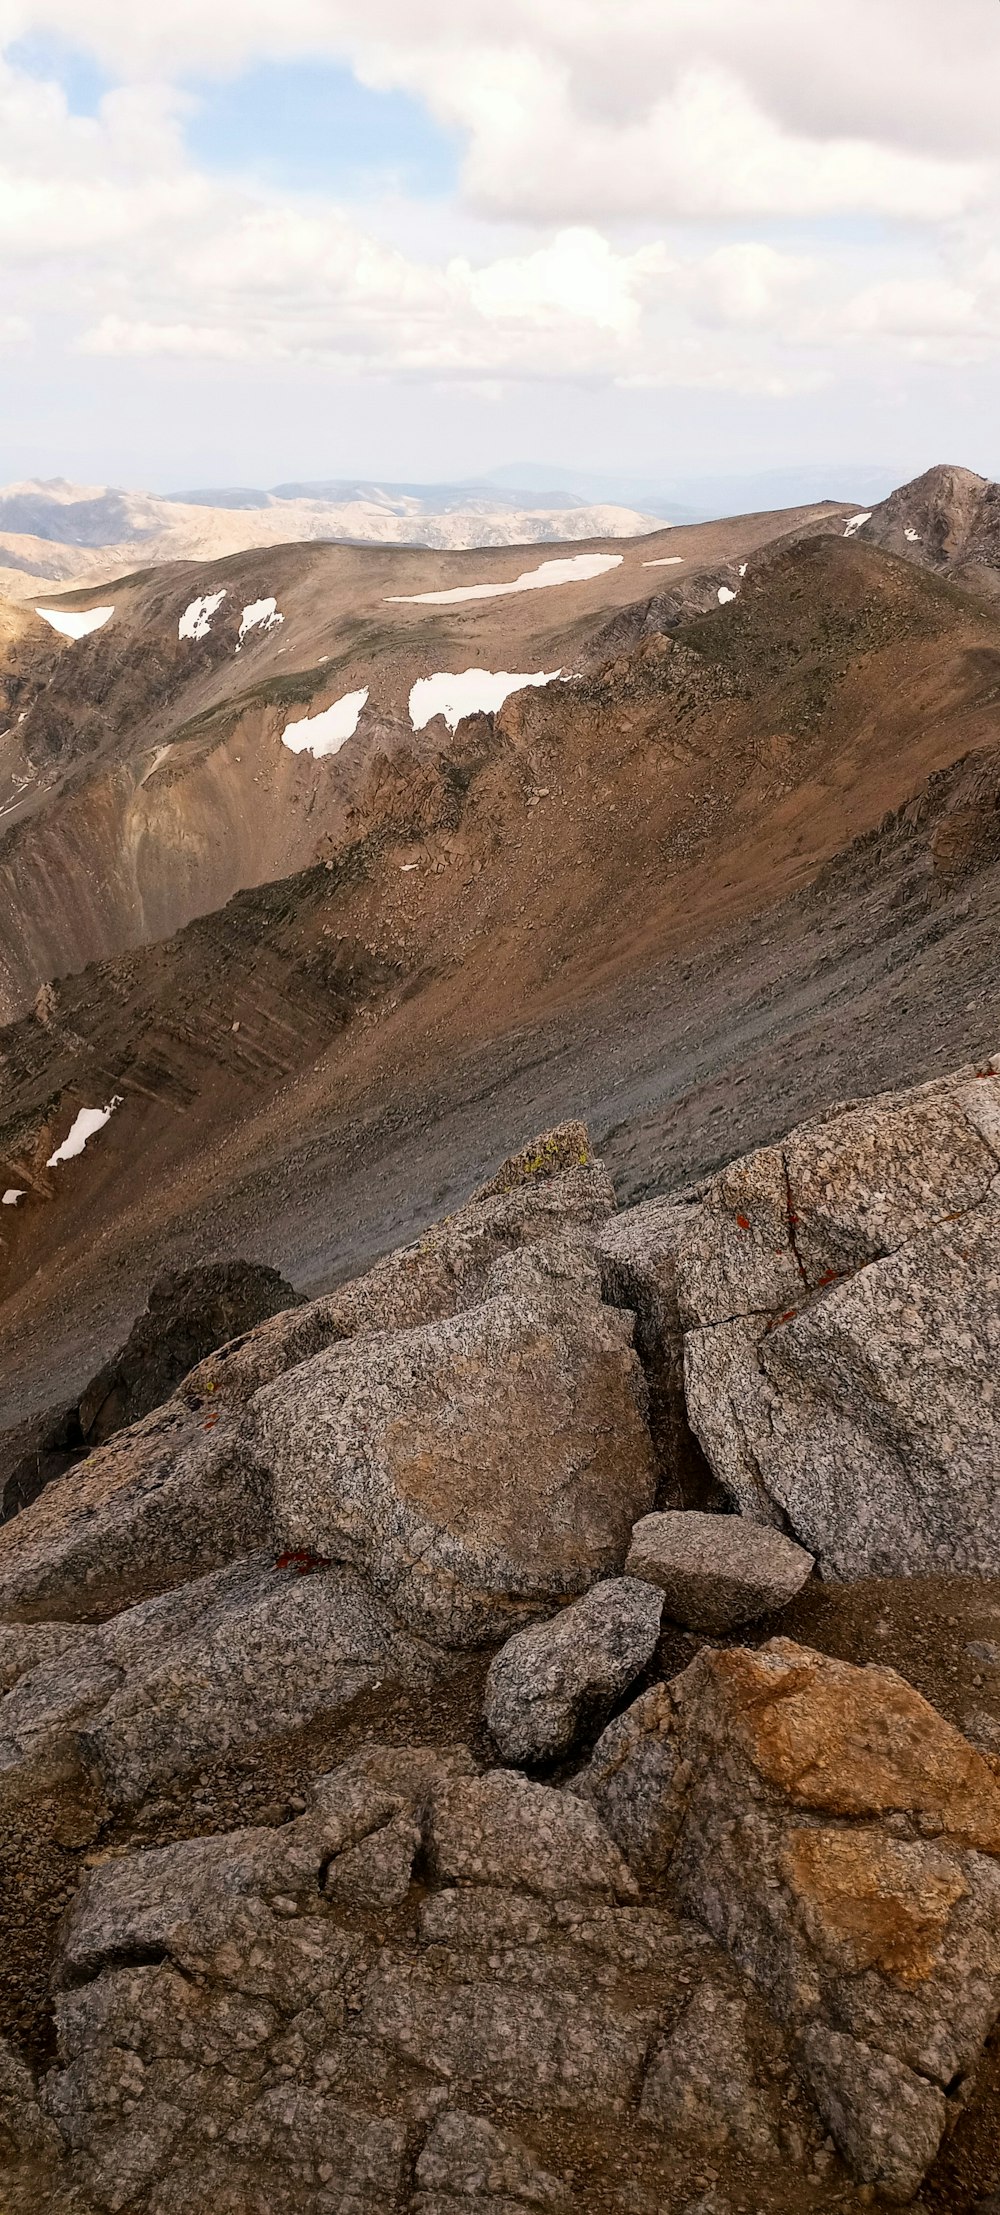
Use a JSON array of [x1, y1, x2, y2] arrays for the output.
[[569, 1632, 1000, 2196], [625, 1511, 813, 1631], [670, 1058, 1000, 1574], [0, 1143, 617, 1624], [37, 1742, 818, 2215], [246, 1282, 655, 1646], [484, 1578, 662, 1763]]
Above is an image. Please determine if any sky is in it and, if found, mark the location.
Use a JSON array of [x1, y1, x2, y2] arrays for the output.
[[1, 0, 999, 494]]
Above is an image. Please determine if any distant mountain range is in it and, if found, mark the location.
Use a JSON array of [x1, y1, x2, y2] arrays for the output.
[[0, 463, 927, 602], [0, 477, 662, 600]]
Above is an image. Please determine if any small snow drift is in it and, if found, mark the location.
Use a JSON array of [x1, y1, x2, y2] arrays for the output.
[[388, 552, 622, 607], [409, 668, 561, 733], [905, 527, 920, 543], [47, 1096, 123, 1168], [717, 586, 737, 605], [237, 598, 284, 650], [843, 512, 873, 538], [642, 557, 683, 568], [2, 1189, 24, 1206], [179, 590, 226, 642], [281, 688, 369, 758], [35, 606, 114, 641]]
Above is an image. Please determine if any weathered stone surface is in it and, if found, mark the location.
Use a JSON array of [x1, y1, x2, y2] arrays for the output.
[[794, 2025, 945, 2203], [663, 1637, 1000, 2193], [43, 1742, 799, 2213], [180, 1149, 616, 1412], [639, 1986, 782, 2157], [568, 1683, 687, 1885], [428, 1771, 639, 1901], [413, 2107, 569, 2208], [675, 1060, 1000, 1576], [484, 1578, 662, 1764], [0, 2036, 64, 2162], [0, 1146, 616, 1622], [625, 1511, 813, 1631], [0, 1399, 267, 1623], [86, 1555, 439, 1808], [594, 1196, 721, 1508], [0, 1554, 443, 1816], [246, 1284, 655, 1645]]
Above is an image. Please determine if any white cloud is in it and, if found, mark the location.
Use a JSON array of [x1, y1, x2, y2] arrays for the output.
[[0, 2, 999, 418]]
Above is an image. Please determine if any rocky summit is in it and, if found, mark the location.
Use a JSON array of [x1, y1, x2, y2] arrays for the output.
[[5, 467, 1000, 2215], [0, 1075, 999, 2214]]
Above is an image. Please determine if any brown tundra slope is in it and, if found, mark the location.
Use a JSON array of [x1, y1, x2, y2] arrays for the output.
[[2, 528, 1000, 1424], [0, 498, 850, 1023]]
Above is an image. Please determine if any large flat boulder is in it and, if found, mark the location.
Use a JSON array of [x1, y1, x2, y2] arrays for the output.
[[245, 1281, 656, 1645]]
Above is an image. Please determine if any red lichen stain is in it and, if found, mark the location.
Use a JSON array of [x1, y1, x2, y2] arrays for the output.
[[202, 1414, 219, 1431], [816, 1269, 844, 1289], [275, 1549, 331, 1576], [735, 1213, 751, 1231]]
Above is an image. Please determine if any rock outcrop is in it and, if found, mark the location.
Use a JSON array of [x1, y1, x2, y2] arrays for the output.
[[606, 1059, 1000, 1577], [0, 1259, 301, 1523], [28, 1742, 824, 2215], [0, 1091, 999, 2210], [572, 1635, 1000, 2197], [245, 1272, 655, 1646]]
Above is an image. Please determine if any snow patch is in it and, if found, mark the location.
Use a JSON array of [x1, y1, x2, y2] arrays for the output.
[[905, 527, 920, 543], [389, 553, 622, 607], [282, 688, 369, 758], [739, 563, 748, 577], [46, 1096, 123, 1168], [237, 597, 284, 649], [843, 512, 873, 538], [179, 590, 226, 641], [717, 586, 737, 605], [409, 668, 561, 733], [642, 556, 683, 568], [35, 605, 114, 640], [2, 1189, 24, 1206]]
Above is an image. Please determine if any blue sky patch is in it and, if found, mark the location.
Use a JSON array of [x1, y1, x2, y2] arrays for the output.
[[9, 33, 112, 116], [183, 61, 460, 199]]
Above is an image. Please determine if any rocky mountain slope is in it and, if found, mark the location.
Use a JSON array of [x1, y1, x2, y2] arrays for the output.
[[0, 497, 852, 1026], [0, 1099, 999, 2213], [0, 477, 663, 601], [857, 463, 1000, 596], [4, 512, 1000, 1425], [4, 463, 1000, 2212]]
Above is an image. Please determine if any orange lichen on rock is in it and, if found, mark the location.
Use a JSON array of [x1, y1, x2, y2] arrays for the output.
[[781, 1825, 967, 1987], [694, 1637, 1000, 1850]]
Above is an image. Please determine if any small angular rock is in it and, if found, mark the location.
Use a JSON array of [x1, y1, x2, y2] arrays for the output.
[[484, 1578, 663, 1764]]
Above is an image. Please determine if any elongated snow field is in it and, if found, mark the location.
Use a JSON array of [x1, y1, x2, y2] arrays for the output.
[[46, 1097, 123, 1167], [388, 553, 622, 607]]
